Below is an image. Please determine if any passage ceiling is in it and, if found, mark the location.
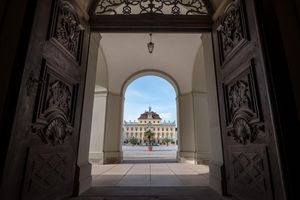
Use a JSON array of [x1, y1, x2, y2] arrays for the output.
[[100, 33, 202, 94]]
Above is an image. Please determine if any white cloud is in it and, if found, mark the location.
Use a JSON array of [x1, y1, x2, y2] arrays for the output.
[[160, 112, 172, 120]]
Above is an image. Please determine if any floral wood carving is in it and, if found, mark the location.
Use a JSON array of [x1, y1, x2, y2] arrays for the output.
[[33, 78, 74, 145], [54, 1, 83, 59], [46, 80, 71, 117], [40, 116, 72, 145], [225, 65, 264, 145], [228, 118, 264, 145], [217, 0, 248, 63], [229, 80, 252, 115]]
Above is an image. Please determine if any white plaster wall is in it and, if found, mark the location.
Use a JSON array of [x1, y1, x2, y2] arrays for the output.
[[78, 33, 100, 164], [193, 92, 211, 164], [89, 37, 109, 164], [202, 33, 224, 194], [95, 45, 108, 90], [89, 91, 107, 163], [192, 41, 212, 164], [178, 93, 196, 163], [103, 93, 123, 163], [202, 33, 223, 163], [192, 44, 207, 92], [77, 33, 101, 194], [100, 34, 202, 94]]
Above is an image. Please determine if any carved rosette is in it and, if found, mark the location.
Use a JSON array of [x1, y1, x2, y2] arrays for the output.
[[53, 1, 83, 59], [217, 0, 248, 64], [225, 66, 264, 145], [33, 79, 74, 145], [228, 117, 264, 145]]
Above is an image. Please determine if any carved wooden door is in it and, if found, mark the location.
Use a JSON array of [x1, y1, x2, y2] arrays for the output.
[[1, 0, 89, 199], [212, 0, 285, 200]]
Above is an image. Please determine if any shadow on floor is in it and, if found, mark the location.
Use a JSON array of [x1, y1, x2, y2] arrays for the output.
[[71, 186, 229, 200]]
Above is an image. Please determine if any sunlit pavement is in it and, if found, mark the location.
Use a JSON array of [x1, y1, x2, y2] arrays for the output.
[[122, 145, 178, 161], [91, 163, 209, 187]]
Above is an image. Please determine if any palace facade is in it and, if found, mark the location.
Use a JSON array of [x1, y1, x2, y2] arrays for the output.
[[123, 107, 177, 145]]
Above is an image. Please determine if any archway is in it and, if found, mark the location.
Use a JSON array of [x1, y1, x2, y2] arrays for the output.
[[0, 0, 291, 199], [83, 33, 223, 193], [121, 72, 179, 162]]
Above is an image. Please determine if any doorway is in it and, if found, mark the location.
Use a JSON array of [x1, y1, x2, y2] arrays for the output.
[[0, 0, 290, 199], [81, 32, 224, 196], [121, 75, 178, 163]]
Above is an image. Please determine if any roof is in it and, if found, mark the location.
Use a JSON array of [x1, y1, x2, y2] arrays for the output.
[[138, 111, 162, 120]]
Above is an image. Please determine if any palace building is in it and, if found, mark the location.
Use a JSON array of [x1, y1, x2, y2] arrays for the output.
[[123, 107, 177, 145]]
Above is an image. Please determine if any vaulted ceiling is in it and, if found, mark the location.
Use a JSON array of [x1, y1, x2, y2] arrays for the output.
[[99, 33, 202, 94]]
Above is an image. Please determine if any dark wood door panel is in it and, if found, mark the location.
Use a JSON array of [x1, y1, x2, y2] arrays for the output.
[[228, 145, 273, 200], [1, 0, 89, 199], [212, 0, 286, 199], [21, 146, 74, 200]]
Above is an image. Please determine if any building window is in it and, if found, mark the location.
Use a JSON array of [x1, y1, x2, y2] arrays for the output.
[[153, 128, 155, 131], [166, 128, 168, 131], [144, 121, 146, 123], [126, 127, 129, 131], [140, 127, 142, 131], [162, 128, 164, 131], [135, 127, 138, 131], [170, 128, 173, 131], [158, 128, 160, 131], [131, 127, 133, 131]]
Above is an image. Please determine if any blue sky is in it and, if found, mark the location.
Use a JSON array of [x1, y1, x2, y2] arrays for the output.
[[123, 76, 177, 123]]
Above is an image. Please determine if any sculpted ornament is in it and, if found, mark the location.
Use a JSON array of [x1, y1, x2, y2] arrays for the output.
[[228, 118, 263, 145], [226, 69, 264, 145], [32, 79, 74, 145], [54, 1, 83, 58], [217, 0, 248, 62]]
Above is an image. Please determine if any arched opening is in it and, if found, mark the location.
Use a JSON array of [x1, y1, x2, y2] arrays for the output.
[[121, 74, 178, 162], [0, 0, 291, 199], [83, 33, 222, 192]]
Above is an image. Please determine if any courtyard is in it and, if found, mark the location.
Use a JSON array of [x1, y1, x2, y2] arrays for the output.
[[122, 145, 178, 162]]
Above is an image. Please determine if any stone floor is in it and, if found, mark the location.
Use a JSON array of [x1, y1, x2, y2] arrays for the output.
[[72, 164, 228, 200], [92, 163, 209, 187], [74, 186, 229, 200]]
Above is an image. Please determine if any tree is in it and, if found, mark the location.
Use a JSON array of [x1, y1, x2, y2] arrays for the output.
[[144, 129, 155, 146], [163, 138, 172, 146], [129, 136, 138, 145]]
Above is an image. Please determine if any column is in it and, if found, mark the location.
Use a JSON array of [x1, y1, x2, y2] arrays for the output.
[[103, 92, 123, 163], [89, 90, 107, 164], [178, 93, 196, 163]]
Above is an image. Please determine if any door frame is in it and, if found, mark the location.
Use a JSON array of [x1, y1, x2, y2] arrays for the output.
[[1, 0, 299, 199]]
